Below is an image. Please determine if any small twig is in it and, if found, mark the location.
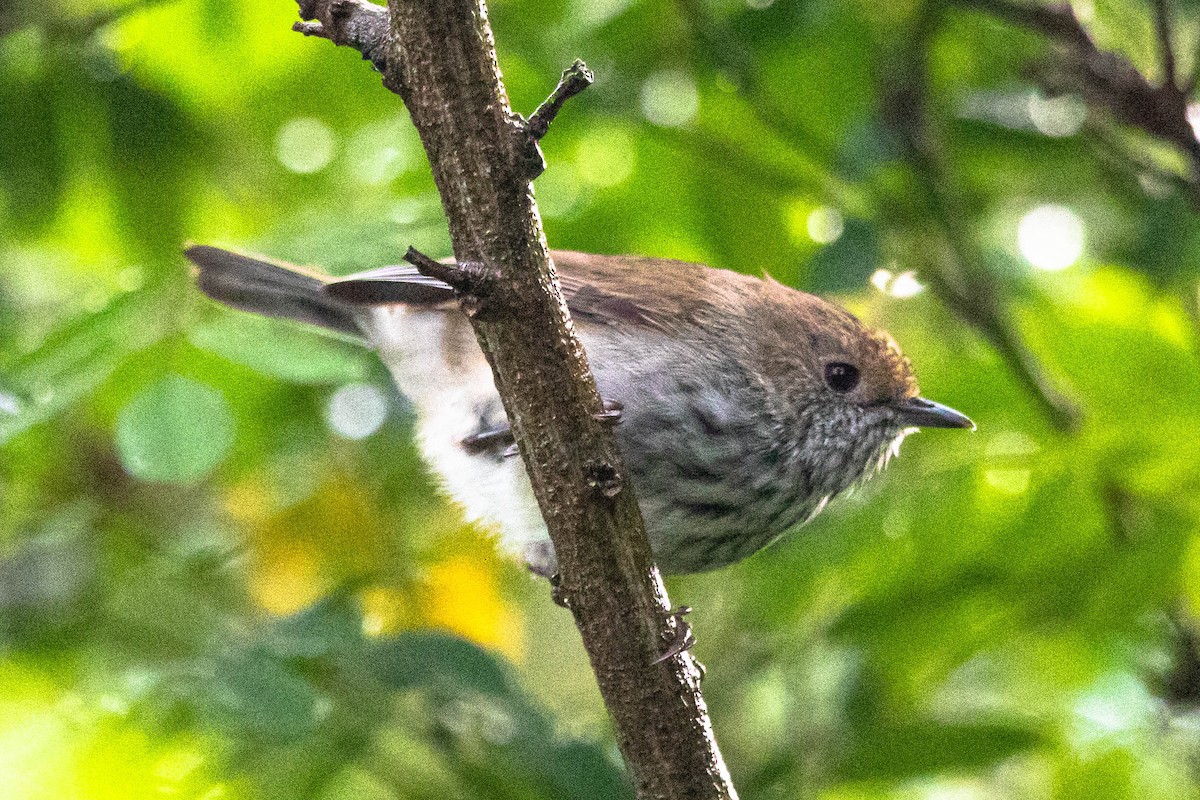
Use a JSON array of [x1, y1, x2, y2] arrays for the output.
[[527, 60, 594, 140], [956, 0, 1093, 49], [1162, 609, 1200, 707], [294, 0, 391, 74], [1082, 120, 1200, 207], [401, 246, 460, 286], [940, 279, 1080, 431], [402, 246, 495, 297], [651, 606, 696, 665], [1151, 0, 1179, 89], [515, 60, 594, 181], [403, 247, 499, 319]]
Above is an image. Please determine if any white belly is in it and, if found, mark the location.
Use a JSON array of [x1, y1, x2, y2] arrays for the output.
[[357, 306, 548, 559]]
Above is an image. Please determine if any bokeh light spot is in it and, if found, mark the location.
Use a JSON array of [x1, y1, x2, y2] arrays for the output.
[[575, 126, 635, 188], [1070, 673, 1157, 747], [1027, 92, 1086, 137], [574, 0, 632, 28], [224, 479, 274, 524], [326, 383, 389, 440], [361, 586, 414, 637], [347, 118, 414, 185], [640, 69, 699, 128], [389, 198, 423, 225], [806, 206, 844, 244], [890, 272, 923, 298], [984, 469, 1031, 495], [275, 118, 335, 174], [117, 266, 143, 292], [871, 268, 892, 292], [1018, 205, 1084, 271], [0, 391, 20, 415], [986, 430, 1040, 459], [871, 267, 924, 298], [116, 376, 233, 483]]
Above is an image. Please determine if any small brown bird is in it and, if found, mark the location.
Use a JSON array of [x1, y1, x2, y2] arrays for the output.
[[185, 246, 972, 576]]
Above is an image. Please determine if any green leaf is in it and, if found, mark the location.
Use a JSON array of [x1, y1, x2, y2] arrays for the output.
[[267, 591, 366, 660], [198, 649, 324, 744], [837, 720, 1043, 781], [106, 74, 201, 257], [366, 630, 635, 798], [0, 283, 187, 445], [0, 34, 66, 235], [115, 374, 233, 483], [367, 631, 516, 698], [539, 740, 635, 800], [188, 312, 368, 385]]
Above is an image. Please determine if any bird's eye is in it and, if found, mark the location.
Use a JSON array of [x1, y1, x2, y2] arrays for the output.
[[824, 362, 860, 393]]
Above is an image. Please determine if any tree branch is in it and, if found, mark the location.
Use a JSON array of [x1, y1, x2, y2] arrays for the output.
[[294, 1, 737, 798], [1151, 0, 1179, 89], [955, 0, 1093, 49], [885, 3, 1081, 431], [954, 0, 1200, 184]]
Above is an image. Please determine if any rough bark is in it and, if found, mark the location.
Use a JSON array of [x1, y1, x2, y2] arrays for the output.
[[293, 1, 738, 798]]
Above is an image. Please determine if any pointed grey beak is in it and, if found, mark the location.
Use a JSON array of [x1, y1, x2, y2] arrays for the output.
[[892, 397, 975, 430]]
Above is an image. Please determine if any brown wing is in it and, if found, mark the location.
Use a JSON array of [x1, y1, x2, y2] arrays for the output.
[[322, 249, 758, 333], [552, 250, 750, 333]]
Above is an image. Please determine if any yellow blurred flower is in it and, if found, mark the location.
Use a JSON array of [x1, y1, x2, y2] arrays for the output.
[[423, 555, 524, 662]]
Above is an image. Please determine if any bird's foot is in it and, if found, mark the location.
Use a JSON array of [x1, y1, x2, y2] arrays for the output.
[[651, 605, 696, 665], [593, 398, 623, 425], [524, 540, 569, 608], [465, 399, 619, 457], [547, 573, 571, 609], [461, 422, 514, 453]]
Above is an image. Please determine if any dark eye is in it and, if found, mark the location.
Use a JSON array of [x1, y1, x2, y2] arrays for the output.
[[824, 362, 860, 393]]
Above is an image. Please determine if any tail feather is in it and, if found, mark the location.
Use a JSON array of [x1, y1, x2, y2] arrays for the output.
[[184, 245, 363, 338]]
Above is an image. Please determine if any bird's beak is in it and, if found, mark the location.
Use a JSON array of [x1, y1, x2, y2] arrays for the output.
[[891, 397, 975, 430]]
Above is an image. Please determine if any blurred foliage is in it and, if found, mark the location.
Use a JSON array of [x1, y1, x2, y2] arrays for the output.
[[3, 0, 1200, 798]]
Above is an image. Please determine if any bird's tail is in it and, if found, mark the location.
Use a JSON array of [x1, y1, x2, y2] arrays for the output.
[[184, 244, 363, 338]]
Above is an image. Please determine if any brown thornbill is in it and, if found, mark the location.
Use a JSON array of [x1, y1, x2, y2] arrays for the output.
[[185, 246, 973, 576]]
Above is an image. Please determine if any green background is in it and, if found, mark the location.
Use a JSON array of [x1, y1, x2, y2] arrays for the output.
[[3, 0, 1200, 797]]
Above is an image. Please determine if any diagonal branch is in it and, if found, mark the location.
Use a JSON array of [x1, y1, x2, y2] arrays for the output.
[[954, 0, 1200, 182], [292, 1, 737, 798], [955, 0, 1093, 48], [1151, 0, 1179, 89], [677, 0, 1079, 430], [886, 3, 1081, 431]]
